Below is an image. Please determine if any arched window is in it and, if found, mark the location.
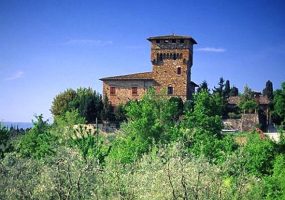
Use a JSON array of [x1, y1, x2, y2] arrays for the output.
[[173, 54, 177, 60], [163, 53, 166, 59], [177, 67, 181, 75], [166, 53, 169, 59]]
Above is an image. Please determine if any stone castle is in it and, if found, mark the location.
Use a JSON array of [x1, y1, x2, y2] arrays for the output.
[[100, 35, 198, 106]]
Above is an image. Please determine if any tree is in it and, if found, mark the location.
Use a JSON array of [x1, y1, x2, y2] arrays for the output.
[[184, 90, 223, 136], [213, 77, 225, 96], [76, 87, 103, 123], [18, 115, 57, 159], [114, 104, 127, 123], [51, 88, 103, 123], [0, 125, 13, 159], [101, 95, 114, 122], [197, 80, 209, 93], [51, 89, 77, 117], [224, 80, 231, 98], [169, 97, 184, 120], [230, 86, 239, 96], [272, 82, 285, 128], [263, 80, 274, 101], [239, 85, 257, 113]]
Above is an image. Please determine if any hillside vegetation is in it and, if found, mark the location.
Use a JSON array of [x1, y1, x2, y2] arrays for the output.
[[1, 82, 285, 199]]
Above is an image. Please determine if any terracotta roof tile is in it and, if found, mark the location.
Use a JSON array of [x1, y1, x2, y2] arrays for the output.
[[100, 72, 153, 81]]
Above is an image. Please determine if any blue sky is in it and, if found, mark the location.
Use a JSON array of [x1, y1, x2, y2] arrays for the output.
[[0, 0, 285, 122]]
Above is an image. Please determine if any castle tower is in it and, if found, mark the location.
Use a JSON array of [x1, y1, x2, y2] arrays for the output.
[[147, 35, 197, 100]]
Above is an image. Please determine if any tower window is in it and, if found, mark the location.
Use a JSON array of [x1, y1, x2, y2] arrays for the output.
[[177, 67, 181, 75], [156, 39, 160, 44], [132, 87, 138, 95], [172, 39, 176, 43], [180, 39, 184, 43], [110, 86, 116, 95], [167, 86, 173, 95]]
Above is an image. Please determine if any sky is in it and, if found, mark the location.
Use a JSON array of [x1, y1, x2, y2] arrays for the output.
[[0, 0, 285, 122]]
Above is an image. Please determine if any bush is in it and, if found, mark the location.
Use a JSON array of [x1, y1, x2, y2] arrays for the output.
[[242, 132, 275, 176], [18, 115, 57, 159], [0, 124, 13, 159]]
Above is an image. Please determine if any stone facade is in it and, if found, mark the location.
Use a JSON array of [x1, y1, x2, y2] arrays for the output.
[[102, 80, 153, 106], [223, 114, 260, 132], [100, 35, 197, 106]]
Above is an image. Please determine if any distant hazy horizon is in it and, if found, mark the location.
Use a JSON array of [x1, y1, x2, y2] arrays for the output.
[[1, 121, 33, 129]]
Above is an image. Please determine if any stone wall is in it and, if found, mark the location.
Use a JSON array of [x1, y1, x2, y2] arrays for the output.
[[241, 114, 259, 131], [223, 113, 259, 132], [151, 44, 193, 100], [103, 80, 153, 106]]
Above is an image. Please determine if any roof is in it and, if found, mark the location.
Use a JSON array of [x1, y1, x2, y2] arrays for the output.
[[100, 72, 153, 81], [227, 96, 270, 105], [228, 96, 240, 105], [147, 34, 197, 44], [190, 81, 199, 87], [259, 96, 270, 104]]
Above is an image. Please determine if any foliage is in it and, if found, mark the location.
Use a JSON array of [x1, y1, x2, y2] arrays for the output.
[[76, 87, 103, 123], [224, 80, 231, 98], [242, 132, 275, 176], [0, 124, 13, 159], [18, 115, 57, 159], [108, 89, 184, 163], [169, 96, 184, 120], [114, 104, 127, 123], [272, 82, 285, 129], [262, 154, 285, 200], [51, 87, 103, 123], [230, 86, 239, 96], [53, 109, 86, 142], [197, 80, 209, 93], [0, 142, 264, 200], [101, 95, 115, 122], [239, 85, 258, 113], [69, 124, 109, 162], [213, 77, 225, 96], [2, 87, 285, 199], [263, 80, 274, 101], [184, 90, 223, 136], [51, 89, 77, 117]]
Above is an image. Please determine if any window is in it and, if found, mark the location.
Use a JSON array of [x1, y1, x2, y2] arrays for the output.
[[156, 39, 160, 44], [110, 86, 116, 95], [132, 87, 138, 95], [177, 67, 181, 75], [180, 39, 184, 43], [171, 39, 176, 43], [167, 86, 173, 95]]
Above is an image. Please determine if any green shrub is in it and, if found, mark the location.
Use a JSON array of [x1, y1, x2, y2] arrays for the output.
[[18, 115, 57, 159]]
